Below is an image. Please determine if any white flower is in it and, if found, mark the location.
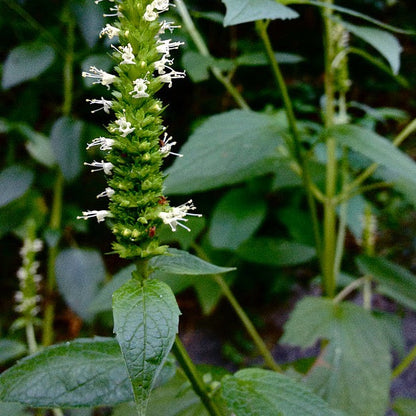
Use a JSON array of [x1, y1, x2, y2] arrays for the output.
[[114, 116, 135, 137], [154, 55, 173, 75], [103, 5, 122, 17], [112, 43, 135, 65], [130, 78, 150, 98], [159, 133, 183, 157], [99, 23, 120, 39], [82, 66, 117, 89], [159, 69, 186, 88], [19, 238, 43, 256], [144, 5, 158, 21], [77, 210, 111, 223], [84, 160, 114, 175], [159, 21, 180, 34], [159, 200, 202, 232], [156, 39, 184, 57], [86, 137, 115, 151], [86, 97, 113, 113], [152, 0, 170, 12], [97, 187, 115, 199]]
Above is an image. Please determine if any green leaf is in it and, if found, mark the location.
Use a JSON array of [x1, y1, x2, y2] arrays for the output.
[[0, 165, 34, 208], [113, 279, 180, 416], [164, 110, 285, 194], [221, 368, 339, 416], [329, 124, 416, 187], [150, 248, 235, 275], [0, 338, 133, 407], [236, 52, 303, 66], [73, 0, 104, 48], [343, 22, 402, 74], [281, 297, 391, 416], [0, 340, 26, 364], [181, 52, 211, 83], [356, 255, 416, 310], [238, 238, 316, 266], [222, 0, 299, 26], [392, 398, 416, 416], [50, 116, 84, 181], [55, 248, 106, 321], [2, 42, 55, 89], [0, 402, 31, 416], [209, 188, 267, 250]]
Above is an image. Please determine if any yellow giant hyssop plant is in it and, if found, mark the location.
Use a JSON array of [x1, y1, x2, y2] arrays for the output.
[[0, 0, 415, 415]]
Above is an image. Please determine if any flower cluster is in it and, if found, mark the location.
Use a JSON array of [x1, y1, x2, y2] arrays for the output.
[[79, 0, 201, 258]]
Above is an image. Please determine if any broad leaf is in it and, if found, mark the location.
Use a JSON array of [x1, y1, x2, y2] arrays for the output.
[[222, 0, 299, 26], [221, 368, 339, 416], [343, 22, 402, 75], [0, 340, 26, 364], [182, 52, 211, 82], [0, 165, 34, 208], [164, 110, 285, 194], [238, 238, 316, 266], [357, 255, 416, 311], [56, 248, 106, 321], [209, 188, 266, 250], [73, 0, 104, 48], [328, 124, 416, 187], [0, 402, 31, 416], [281, 297, 391, 416], [113, 279, 180, 416], [50, 116, 83, 181], [0, 338, 133, 407], [2, 42, 55, 89], [150, 248, 235, 275], [393, 398, 416, 416]]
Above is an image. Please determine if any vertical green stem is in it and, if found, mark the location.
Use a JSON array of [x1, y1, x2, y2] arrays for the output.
[[25, 321, 38, 355], [172, 337, 224, 416], [322, 0, 337, 297]]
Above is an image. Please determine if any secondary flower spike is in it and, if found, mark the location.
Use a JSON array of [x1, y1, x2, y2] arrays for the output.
[[79, 0, 200, 259]]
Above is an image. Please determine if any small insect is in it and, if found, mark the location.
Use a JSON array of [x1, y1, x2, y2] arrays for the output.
[[158, 195, 168, 205], [148, 226, 156, 238]]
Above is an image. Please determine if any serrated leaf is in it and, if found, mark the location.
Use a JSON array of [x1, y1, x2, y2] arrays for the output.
[[222, 368, 339, 416], [150, 248, 235, 275], [343, 22, 402, 75], [2, 42, 55, 89], [56, 248, 106, 321], [0, 340, 26, 364], [357, 255, 416, 311], [0, 338, 133, 407], [113, 279, 180, 416], [209, 188, 267, 250], [0, 165, 34, 207], [222, 0, 299, 26], [328, 124, 416, 187], [164, 110, 285, 194], [50, 116, 83, 181], [392, 398, 416, 416], [238, 238, 316, 266], [281, 297, 391, 416]]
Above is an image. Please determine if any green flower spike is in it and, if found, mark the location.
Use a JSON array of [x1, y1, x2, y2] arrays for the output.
[[78, 0, 201, 259]]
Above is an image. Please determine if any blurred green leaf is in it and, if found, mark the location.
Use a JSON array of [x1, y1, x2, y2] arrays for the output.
[[0, 340, 26, 364], [209, 188, 267, 250], [0, 402, 31, 416], [357, 255, 416, 310], [73, 0, 104, 48], [392, 398, 416, 416], [55, 248, 106, 321], [0, 165, 34, 208], [2, 42, 55, 89], [238, 238, 316, 266], [278, 207, 315, 246], [164, 110, 285, 194], [281, 297, 391, 416], [222, 0, 299, 26], [113, 279, 180, 415], [236, 52, 304, 66], [182, 52, 211, 83], [50, 116, 83, 181]]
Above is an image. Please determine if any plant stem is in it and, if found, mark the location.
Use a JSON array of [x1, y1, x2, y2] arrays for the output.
[[392, 344, 416, 379], [333, 277, 366, 304], [175, 0, 250, 110], [255, 19, 323, 267], [25, 321, 38, 355], [172, 337, 224, 416], [192, 244, 282, 372], [321, 0, 338, 297]]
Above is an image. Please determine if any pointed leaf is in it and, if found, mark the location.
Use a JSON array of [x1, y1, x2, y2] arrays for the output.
[[150, 248, 235, 275], [357, 255, 416, 310], [0, 340, 26, 364], [0, 165, 34, 207], [282, 297, 391, 416], [50, 116, 83, 181], [222, 0, 299, 26], [393, 398, 416, 416], [2, 42, 55, 89], [221, 368, 339, 416], [344, 22, 402, 74], [328, 124, 416, 187], [164, 110, 285, 194], [209, 188, 267, 250], [113, 279, 180, 415], [18, 126, 56, 167]]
